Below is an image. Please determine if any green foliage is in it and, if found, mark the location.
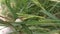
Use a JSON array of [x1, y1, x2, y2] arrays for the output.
[[0, 0, 60, 34]]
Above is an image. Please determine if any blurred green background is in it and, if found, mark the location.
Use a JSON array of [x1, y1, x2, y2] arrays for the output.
[[0, 0, 60, 34]]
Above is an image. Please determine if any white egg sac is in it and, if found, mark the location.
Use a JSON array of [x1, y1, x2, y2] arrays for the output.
[[15, 18, 22, 22]]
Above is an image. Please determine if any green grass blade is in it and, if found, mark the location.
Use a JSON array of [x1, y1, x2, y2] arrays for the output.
[[31, 0, 58, 19]]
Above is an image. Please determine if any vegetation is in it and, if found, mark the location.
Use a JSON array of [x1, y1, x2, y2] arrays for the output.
[[0, 0, 60, 34]]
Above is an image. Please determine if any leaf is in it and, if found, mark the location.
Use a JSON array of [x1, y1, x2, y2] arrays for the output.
[[21, 24, 32, 34], [5, 0, 18, 19], [23, 17, 60, 25], [31, 0, 58, 19]]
